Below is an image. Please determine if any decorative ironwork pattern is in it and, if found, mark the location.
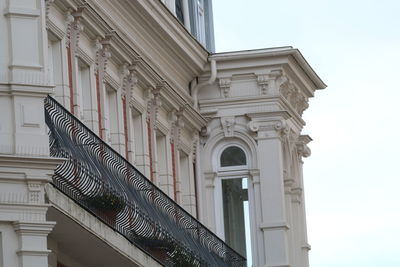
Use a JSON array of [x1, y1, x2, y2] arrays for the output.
[[45, 96, 246, 267]]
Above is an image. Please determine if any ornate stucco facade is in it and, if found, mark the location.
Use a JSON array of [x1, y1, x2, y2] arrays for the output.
[[0, 1, 325, 267]]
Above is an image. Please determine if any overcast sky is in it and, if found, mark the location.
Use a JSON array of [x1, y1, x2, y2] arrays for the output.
[[213, 1, 400, 266]]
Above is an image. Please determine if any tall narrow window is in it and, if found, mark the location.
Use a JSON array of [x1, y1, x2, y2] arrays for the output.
[[222, 177, 249, 258], [48, 37, 66, 103], [156, 131, 167, 185], [196, 0, 206, 45], [219, 146, 252, 264], [180, 151, 195, 214], [175, 0, 184, 24], [130, 108, 144, 167], [77, 60, 94, 129], [105, 85, 119, 147]]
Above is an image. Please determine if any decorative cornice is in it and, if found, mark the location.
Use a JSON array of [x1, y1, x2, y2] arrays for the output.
[[47, 19, 65, 40], [76, 47, 94, 65]]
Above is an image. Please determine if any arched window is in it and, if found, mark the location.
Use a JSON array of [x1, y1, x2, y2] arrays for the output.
[[220, 146, 246, 167], [216, 145, 252, 263]]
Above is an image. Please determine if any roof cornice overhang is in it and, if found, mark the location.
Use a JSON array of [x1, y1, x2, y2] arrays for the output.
[[89, 0, 209, 76], [209, 47, 327, 90]]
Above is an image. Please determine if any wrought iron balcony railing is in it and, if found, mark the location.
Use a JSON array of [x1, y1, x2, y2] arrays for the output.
[[44, 96, 246, 267]]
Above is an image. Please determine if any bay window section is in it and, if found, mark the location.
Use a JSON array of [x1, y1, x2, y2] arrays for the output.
[[47, 35, 69, 107]]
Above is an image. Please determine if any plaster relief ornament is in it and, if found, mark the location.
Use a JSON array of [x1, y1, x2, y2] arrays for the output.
[[296, 94, 309, 115], [65, 9, 84, 54], [146, 86, 162, 128], [257, 75, 269, 95], [121, 63, 138, 99], [247, 120, 260, 132], [278, 74, 310, 116], [296, 135, 312, 158], [95, 37, 112, 78], [199, 126, 209, 146], [192, 132, 200, 159], [218, 77, 231, 98], [221, 116, 235, 137], [274, 120, 290, 137], [169, 108, 184, 148]]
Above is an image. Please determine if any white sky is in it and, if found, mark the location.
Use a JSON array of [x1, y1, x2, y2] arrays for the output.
[[213, 1, 400, 266]]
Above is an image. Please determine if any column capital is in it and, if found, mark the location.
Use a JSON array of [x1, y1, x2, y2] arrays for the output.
[[13, 221, 56, 235], [247, 115, 290, 140]]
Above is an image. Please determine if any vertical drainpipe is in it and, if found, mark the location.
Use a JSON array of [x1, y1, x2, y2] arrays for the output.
[[192, 58, 217, 109]]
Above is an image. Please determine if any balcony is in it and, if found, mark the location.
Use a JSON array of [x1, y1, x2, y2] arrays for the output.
[[44, 96, 246, 267]]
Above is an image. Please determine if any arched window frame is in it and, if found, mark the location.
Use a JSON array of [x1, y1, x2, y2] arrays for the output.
[[215, 143, 249, 172], [212, 141, 254, 262]]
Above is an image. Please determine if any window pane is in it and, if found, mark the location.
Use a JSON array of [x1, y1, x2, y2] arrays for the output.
[[220, 146, 246, 167], [222, 177, 251, 261], [175, 0, 184, 24]]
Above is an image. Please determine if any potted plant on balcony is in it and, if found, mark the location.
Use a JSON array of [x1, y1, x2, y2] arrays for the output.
[[171, 245, 197, 267], [85, 191, 125, 227], [129, 231, 174, 262]]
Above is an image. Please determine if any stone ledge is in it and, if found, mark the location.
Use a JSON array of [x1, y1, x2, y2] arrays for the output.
[[45, 184, 161, 267]]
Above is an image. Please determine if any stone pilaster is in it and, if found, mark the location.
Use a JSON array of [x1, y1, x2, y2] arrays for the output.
[[145, 84, 162, 182], [295, 135, 312, 267], [0, 155, 63, 267], [247, 115, 291, 267], [121, 64, 138, 162]]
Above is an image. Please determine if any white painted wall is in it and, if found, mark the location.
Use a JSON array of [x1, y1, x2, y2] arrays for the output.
[[197, 48, 325, 267]]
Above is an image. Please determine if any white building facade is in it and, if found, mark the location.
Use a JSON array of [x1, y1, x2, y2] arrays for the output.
[[0, 0, 325, 267]]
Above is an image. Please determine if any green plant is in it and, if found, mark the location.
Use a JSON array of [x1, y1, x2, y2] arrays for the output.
[[85, 191, 125, 212], [172, 246, 197, 267]]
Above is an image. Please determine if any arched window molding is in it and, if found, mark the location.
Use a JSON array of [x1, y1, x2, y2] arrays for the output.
[[211, 138, 254, 263]]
